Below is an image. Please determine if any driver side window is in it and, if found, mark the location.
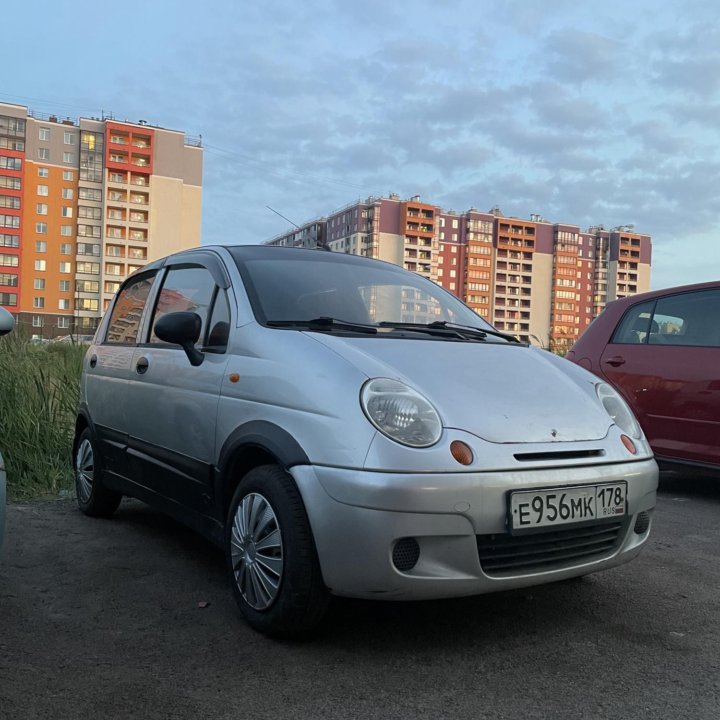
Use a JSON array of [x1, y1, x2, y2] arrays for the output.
[[148, 266, 217, 345]]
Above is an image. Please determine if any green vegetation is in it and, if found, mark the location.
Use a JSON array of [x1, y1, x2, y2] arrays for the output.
[[0, 331, 85, 500]]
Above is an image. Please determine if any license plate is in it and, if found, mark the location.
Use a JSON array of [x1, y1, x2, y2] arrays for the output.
[[509, 483, 626, 533]]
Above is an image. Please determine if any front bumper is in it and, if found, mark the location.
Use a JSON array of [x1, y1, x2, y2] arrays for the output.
[[291, 458, 658, 600]]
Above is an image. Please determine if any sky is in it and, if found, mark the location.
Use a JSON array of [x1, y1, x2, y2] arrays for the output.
[[4, 0, 720, 290]]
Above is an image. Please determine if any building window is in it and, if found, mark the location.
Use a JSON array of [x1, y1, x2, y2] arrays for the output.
[[77, 298, 99, 312], [61, 207, 73, 218], [32, 315, 44, 327], [34, 260, 46, 271], [38, 167, 49, 178], [33, 297, 45, 309], [39, 128, 50, 141], [0, 292, 17, 305], [63, 131, 76, 145], [35, 241, 47, 253], [37, 184, 49, 196], [0, 195, 20, 209], [36, 222, 47, 234], [0, 176, 21, 190], [60, 243, 72, 255], [61, 225, 72, 236], [1, 215, 20, 229], [79, 187, 101, 201], [0, 235, 19, 248], [63, 170, 74, 181], [58, 317, 71, 328], [36, 203, 48, 215], [76, 262, 100, 274], [62, 152, 74, 164], [0, 157, 22, 170], [38, 148, 49, 160], [0, 254, 19, 267], [59, 262, 72, 273], [105, 263, 123, 276], [60, 280, 71, 292], [58, 298, 70, 310], [109, 172, 125, 183], [76, 279, 99, 293], [34, 278, 45, 290], [62, 188, 74, 200]]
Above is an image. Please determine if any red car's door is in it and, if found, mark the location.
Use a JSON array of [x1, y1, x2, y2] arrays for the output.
[[600, 289, 720, 466]]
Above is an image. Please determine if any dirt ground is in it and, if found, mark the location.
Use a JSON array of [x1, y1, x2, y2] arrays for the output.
[[1, 476, 719, 719]]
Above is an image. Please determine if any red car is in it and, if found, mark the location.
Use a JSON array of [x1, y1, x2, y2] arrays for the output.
[[567, 281, 720, 475]]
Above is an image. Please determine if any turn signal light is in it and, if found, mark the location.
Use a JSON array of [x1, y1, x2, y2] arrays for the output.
[[450, 440, 473, 466], [621, 434, 637, 454]]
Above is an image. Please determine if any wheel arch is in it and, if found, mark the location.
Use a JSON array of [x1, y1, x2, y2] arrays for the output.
[[215, 421, 310, 521], [72, 406, 94, 467]]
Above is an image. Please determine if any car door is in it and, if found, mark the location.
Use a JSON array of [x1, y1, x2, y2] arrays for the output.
[[124, 255, 232, 517], [600, 288, 720, 465], [85, 271, 158, 485]]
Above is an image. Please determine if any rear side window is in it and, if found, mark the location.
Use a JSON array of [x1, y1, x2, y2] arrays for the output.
[[610, 300, 655, 344], [649, 289, 720, 347], [105, 274, 156, 344]]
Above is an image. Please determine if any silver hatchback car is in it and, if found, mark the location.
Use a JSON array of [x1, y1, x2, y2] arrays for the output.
[[75, 245, 658, 637]]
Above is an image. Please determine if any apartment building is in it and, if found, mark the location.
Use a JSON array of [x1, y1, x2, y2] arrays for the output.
[[0, 102, 202, 338], [265, 195, 652, 351]]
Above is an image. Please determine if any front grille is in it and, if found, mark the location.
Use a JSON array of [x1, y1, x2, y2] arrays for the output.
[[477, 521, 624, 576], [513, 449, 604, 462]]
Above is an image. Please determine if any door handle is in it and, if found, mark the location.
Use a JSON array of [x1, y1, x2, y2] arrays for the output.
[[89, 354, 97, 368], [604, 356, 626, 367], [136, 356, 149, 374]]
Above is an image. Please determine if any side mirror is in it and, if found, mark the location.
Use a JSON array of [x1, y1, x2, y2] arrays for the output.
[[154, 311, 204, 366], [0, 307, 15, 337]]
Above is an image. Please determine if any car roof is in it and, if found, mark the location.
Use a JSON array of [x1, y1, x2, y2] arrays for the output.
[[608, 279, 720, 310], [144, 243, 405, 273]]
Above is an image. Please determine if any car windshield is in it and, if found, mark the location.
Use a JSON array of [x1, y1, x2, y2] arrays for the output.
[[231, 249, 508, 340]]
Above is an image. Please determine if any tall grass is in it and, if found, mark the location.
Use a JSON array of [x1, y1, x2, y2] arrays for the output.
[[0, 330, 86, 500]]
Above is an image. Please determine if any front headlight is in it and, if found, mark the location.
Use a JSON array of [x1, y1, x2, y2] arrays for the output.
[[360, 378, 442, 447], [596, 382, 642, 439]]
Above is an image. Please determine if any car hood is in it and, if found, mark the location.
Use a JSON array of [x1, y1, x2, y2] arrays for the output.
[[308, 334, 612, 444]]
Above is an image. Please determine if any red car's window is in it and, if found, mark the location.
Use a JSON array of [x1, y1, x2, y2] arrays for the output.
[[610, 300, 655, 344]]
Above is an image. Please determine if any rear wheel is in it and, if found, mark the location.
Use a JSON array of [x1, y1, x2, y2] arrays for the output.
[[75, 427, 122, 517], [226, 464, 329, 639]]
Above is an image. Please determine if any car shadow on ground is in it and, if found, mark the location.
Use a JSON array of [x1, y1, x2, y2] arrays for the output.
[[658, 470, 720, 503], [105, 500, 639, 650]]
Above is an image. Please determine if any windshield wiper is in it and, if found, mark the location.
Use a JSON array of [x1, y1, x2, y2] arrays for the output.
[[378, 321, 521, 343], [266, 317, 378, 335], [427, 321, 523, 344]]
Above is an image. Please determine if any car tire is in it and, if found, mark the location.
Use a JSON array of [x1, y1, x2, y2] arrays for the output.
[[74, 427, 122, 517], [226, 464, 329, 639]]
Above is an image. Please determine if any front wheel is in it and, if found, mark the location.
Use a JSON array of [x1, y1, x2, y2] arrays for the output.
[[74, 427, 122, 517], [226, 465, 329, 639]]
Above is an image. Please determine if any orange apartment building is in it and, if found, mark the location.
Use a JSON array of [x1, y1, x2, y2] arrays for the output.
[[0, 102, 202, 338]]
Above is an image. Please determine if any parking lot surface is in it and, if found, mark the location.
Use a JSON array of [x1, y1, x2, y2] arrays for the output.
[[1, 475, 718, 720]]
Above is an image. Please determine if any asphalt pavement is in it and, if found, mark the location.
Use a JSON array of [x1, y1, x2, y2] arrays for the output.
[[0, 474, 718, 720]]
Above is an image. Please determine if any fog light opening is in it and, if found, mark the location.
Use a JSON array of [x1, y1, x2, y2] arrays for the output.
[[634, 511, 651, 535], [621, 434, 637, 455], [392, 537, 420, 572], [451, 440, 473, 466]]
